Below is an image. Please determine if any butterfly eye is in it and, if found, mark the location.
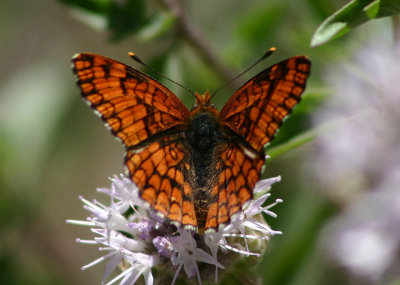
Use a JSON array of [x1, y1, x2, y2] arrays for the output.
[[210, 103, 216, 108]]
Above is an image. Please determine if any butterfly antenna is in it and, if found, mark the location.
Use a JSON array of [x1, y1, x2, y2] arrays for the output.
[[210, 47, 277, 99], [128, 52, 196, 98]]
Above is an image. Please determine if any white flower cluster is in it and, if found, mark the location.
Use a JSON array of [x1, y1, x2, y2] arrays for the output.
[[67, 175, 282, 285]]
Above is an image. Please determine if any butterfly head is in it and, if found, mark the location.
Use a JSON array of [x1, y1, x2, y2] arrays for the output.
[[191, 91, 218, 115]]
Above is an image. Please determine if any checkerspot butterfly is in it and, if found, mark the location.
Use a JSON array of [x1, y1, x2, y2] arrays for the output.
[[72, 52, 311, 233]]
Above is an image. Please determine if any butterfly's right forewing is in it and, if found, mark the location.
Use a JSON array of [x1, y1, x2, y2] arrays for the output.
[[72, 53, 190, 147]]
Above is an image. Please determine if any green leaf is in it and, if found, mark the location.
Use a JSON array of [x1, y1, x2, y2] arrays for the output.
[[378, 0, 400, 17], [311, 0, 400, 47]]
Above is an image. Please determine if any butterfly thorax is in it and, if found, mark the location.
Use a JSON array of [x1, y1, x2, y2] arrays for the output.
[[187, 91, 224, 228]]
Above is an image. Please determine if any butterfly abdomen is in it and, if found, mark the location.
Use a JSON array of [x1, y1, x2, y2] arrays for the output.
[[186, 110, 225, 228]]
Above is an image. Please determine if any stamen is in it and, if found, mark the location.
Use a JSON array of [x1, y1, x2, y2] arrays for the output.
[[81, 251, 116, 270], [76, 238, 98, 245], [222, 243, 261, 256], [66, 219, 95, 226], [171, 263, 183, 285], [105, 266, 135, 285]]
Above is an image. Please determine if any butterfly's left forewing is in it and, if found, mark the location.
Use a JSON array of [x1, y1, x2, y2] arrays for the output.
[[220, 56, 311, 152], [72, 53, 198, 229]]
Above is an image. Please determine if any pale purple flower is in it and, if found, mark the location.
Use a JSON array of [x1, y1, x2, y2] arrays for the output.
[[67, 174, 282, 284], [153, 236, 174, 258], [170, 228, 224, 285]]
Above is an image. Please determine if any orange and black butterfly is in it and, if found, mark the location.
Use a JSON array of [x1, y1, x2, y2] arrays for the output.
[[72, 52, 310, 233]]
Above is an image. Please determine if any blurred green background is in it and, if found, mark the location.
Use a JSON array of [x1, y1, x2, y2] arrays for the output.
[[1, 0, 399, 284]]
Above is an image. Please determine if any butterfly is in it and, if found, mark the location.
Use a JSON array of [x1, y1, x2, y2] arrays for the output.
[[72, 52, 311, 233]]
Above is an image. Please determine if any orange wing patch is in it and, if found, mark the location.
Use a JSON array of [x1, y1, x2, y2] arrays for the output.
[[220, 56, 311, 151], [72, 53, 190, 147], [205, 144, 265, 231], [125, 137, 197, 229]]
